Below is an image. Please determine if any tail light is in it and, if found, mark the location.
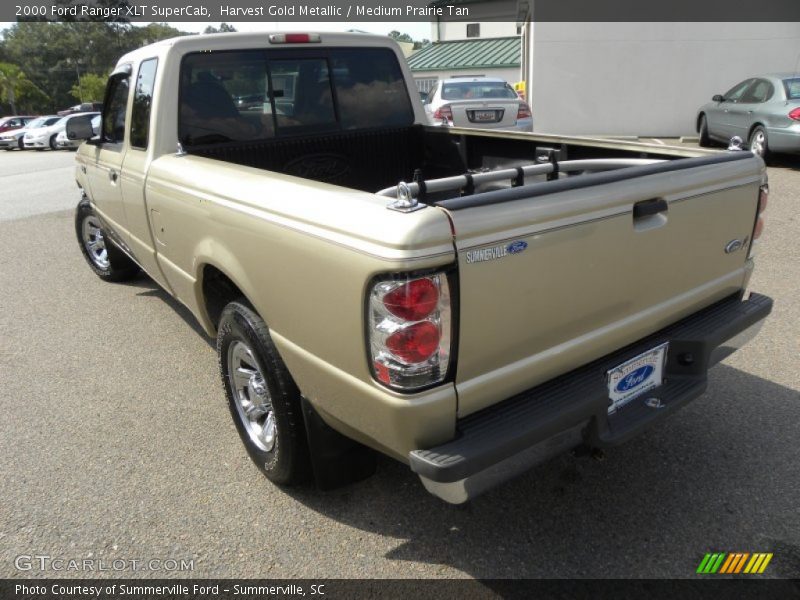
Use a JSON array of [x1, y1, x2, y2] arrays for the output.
[[516, 102, 532, 120], [788, 107, 800, 121], [368, 272, 452, 390], [748, 183, 768, 258], [433, 104, 453, 123]]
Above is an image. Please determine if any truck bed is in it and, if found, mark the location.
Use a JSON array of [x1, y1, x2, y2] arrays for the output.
[[184, 125, 706, 197]]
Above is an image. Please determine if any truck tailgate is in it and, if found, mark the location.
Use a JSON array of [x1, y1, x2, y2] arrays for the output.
[[437, 153, 764, 417]]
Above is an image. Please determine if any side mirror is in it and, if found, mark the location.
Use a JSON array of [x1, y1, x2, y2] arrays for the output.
[[712, 94, 724, 102], [66, 115, 96, 141]]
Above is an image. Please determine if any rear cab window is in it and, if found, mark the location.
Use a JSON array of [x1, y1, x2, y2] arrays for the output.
[[178, 48, 414, 146]]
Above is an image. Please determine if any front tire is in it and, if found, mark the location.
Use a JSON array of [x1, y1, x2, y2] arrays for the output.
[[217, 301, 310, 486], [49, 134, 58, 150], [17, 137, 24, 151], [698, 115, 711, 147], [749, 126, 770, 160], [75, 201, 139, 282]]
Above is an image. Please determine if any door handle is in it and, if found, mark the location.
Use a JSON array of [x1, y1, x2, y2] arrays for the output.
[[633, 198, 668, 219], [633, 198, 668, 232], [109, 169, 118, 183]]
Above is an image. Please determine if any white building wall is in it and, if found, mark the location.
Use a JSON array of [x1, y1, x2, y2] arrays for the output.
[[528, 22, 800, 136]]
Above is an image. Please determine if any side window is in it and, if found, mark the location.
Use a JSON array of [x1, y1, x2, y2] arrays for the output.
[[102, 75, 130, 144], [130, 58, 158, 149], [723, 79, 753, 103], [741, 79, 773, 104]]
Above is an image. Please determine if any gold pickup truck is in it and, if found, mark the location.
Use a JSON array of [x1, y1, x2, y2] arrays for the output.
[[67, 32, 772, 503]]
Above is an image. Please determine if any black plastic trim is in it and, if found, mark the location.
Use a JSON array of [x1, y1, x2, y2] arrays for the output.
[[410, 292, 773, 483]]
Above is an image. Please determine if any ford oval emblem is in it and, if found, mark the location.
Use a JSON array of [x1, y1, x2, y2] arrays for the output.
[[724, 239, 743, 254], [507, 240, 528, 254], [615, 365, 654, 393]]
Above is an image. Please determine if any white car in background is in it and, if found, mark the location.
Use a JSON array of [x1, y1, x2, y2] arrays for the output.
[[423, 77, 533, 132], [0, 116, 60, 150], [24, 112, 99, 150], [55, 114, 101, 150]]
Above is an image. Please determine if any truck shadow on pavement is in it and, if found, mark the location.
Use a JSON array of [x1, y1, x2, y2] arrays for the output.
[[284, 365, 800, 579], [118, 275, 215, 347], [103, 272, 798, 579], [766, 154, 800, 171]]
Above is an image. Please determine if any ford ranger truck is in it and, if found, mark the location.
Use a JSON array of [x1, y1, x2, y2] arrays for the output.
[[66, 32, 772, 503]]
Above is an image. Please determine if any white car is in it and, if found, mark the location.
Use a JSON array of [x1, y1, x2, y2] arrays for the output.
[[56, 115, 101, 149], [423, 77, 533, 132], [0, 116, 59, 150], [24, 112, 99, 150]]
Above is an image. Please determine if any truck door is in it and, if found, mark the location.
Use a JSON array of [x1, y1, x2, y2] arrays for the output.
[[713, 78, 753, 141], [118, 57, 173, 292], [86, 67, 133, 253], [729, 79, 774, 140]]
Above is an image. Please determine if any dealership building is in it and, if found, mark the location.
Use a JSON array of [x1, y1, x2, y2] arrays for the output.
[[414, 1, 800, 136]]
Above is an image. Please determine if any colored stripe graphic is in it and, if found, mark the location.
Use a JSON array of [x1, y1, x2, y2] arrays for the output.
[[697, 553, 713, 573], [700, 552, 773, 574], [758, 553, 773, 573]]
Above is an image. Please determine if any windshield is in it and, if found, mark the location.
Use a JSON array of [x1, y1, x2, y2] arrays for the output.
[[25, 117, 47, 129], [441, 81, 517, 100], [783, 78, 800, 100]]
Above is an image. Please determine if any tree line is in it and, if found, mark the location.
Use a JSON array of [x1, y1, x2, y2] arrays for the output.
[[0, 22, 239, 115], [0, 22, 428, 116]]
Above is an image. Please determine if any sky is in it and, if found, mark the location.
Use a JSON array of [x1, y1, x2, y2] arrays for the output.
[[0, 20, 433, 41]]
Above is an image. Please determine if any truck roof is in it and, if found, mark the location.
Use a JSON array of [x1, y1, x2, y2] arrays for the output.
[[116, 31, 397, 66]]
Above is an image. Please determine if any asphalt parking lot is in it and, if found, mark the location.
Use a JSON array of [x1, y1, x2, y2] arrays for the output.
[[0, 147, 798, 580]]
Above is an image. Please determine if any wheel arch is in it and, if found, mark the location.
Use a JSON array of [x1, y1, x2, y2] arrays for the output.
[[194, 249, 260, 337], [696, 112, 706, 132], [748, 122, 766, 139]]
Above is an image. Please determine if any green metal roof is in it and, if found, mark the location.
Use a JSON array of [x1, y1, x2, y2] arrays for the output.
[[407, 37, 521, 72]]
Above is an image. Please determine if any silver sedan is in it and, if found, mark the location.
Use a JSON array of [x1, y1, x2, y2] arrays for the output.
[[696, 73, 800, 158]]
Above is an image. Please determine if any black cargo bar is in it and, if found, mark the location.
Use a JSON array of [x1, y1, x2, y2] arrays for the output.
[[435, 151, 755, 211]]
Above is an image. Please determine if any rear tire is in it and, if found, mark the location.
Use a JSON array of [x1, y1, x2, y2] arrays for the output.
[[698, 115, 711, 147], [217, 301, 311, 486], [748, 126, 770, 161], [75, 201, 140, 282]]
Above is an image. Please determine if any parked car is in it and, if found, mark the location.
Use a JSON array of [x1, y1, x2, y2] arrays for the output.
[[68, 32, 771, 504], [423, 77, 533, 132], [55, 114, 101, 149], [0, 115, 59, 150], [57, 102, 103, 116], [24, 112, 99, 150], [0, 115, 36, 135], [697, 73, 800, 158]]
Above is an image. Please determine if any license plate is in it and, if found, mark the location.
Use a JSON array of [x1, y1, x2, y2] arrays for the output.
[[606, 342, 668, 413], [473, 110, 497, 122]]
